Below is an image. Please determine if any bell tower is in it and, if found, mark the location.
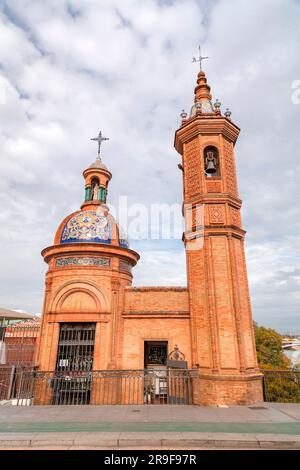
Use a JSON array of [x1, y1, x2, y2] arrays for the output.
[[81, 130, 112, 210], [174, 69, 263, 405]]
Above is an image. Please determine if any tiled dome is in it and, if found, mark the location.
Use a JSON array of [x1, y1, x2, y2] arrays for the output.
[[58, 210, 129, 248]]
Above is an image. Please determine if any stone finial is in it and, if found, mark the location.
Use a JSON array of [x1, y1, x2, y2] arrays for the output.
[[224, 108, 232, 120], [214, 99, 221, 114], [180, 109, 188, 124]]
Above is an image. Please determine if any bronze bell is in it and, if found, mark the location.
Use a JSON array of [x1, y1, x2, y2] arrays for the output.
[[205, 151, 217, 174]]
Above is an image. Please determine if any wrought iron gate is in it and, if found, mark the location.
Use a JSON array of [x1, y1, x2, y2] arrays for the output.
[[53, 323, 96, 404], [56, 323, 95, 372]]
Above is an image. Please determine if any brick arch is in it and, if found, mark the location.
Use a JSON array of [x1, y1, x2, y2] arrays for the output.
[[49, 280, 109, 313], [199, 138, 220, 152]]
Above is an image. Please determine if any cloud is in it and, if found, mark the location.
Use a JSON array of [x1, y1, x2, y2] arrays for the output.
[[0, 0, 299, 332]]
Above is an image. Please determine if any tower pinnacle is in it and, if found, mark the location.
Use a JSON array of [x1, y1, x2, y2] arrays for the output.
[[82, 131, 112, 209], [194, 70, 212, 103]]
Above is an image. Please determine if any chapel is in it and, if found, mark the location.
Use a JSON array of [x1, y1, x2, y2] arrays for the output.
[[36, 68, 263, 406]]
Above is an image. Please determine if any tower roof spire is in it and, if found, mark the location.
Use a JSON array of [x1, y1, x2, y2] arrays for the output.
[[191, 45, 210, 100], [194, 70, 212, 103]]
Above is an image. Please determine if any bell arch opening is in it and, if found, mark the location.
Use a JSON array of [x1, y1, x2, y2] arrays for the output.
[[204, 146, 220, 178]]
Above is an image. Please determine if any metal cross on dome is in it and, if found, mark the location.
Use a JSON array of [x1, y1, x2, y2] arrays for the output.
[[91, 130, 109, 160], [192, 45, 209, 72]]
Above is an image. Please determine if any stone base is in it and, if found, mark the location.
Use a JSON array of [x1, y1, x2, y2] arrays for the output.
[[198, 373, 263, 406]]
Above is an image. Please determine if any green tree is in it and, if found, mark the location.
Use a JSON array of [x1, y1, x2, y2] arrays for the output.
[[254, 322, 300, 402], [254, 322, 291, 369], [263, 371, 300, 403]]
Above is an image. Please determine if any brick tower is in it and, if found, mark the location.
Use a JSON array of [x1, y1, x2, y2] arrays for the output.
[[174, 70, 263, 405]]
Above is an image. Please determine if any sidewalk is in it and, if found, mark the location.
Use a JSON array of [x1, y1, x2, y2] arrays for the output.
[[0, 403, 300, 449]]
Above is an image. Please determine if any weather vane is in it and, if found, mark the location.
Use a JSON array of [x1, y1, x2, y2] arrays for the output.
[[91, 130, 109, 160], [192, 45, 209, 72]]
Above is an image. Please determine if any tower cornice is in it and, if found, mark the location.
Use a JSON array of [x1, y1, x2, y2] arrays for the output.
[[183, 226, 247, 246], [41, 242, 139, 266], [184, 193, 243, 208], [174, 116, 240, 154], [82, 165, 112, 182]]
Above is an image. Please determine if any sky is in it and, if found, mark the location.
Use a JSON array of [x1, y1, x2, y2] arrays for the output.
[[0, 0, 299, 333]]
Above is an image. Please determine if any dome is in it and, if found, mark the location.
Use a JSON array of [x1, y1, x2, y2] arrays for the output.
[[88, 159, 109, 171], [190, 98, 215, 117], [57, 210, 129, 248]]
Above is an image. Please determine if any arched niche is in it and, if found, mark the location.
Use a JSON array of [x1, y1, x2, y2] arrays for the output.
[[90, 177, 100, 201]]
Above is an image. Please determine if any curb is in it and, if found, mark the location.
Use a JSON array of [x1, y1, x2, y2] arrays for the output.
[[1, 434, 300, 449]]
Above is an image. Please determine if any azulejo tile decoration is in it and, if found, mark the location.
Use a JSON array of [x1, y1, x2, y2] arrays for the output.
[[60, 211, 111, 244], [119, 238, 129, 248], [56, 257, 111, 267]]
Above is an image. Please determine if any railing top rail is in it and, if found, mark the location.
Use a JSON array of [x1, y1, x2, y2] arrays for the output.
[[261, 369, 300, 373], [33, 368, 199, 374]]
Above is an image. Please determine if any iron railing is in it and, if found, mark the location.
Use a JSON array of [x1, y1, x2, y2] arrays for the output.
[[3, 368, 300, 405], [262, 369, 300, 403], [0, 365, 35, 401], [0, 368, 200, 406], [0, 365, 15, 400]]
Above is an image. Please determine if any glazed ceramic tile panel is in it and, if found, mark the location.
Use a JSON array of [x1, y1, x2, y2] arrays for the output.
[[60, 211, 111, 244]]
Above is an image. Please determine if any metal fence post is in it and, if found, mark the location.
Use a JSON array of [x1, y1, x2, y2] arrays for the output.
[[262, 372, 268, 402], [16, 368, 24, 406], [7, 365, 16, 400]]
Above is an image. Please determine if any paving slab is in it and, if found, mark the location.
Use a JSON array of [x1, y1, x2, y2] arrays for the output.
[[268, 403, 300, 420], [0, 403, 296, 424]]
